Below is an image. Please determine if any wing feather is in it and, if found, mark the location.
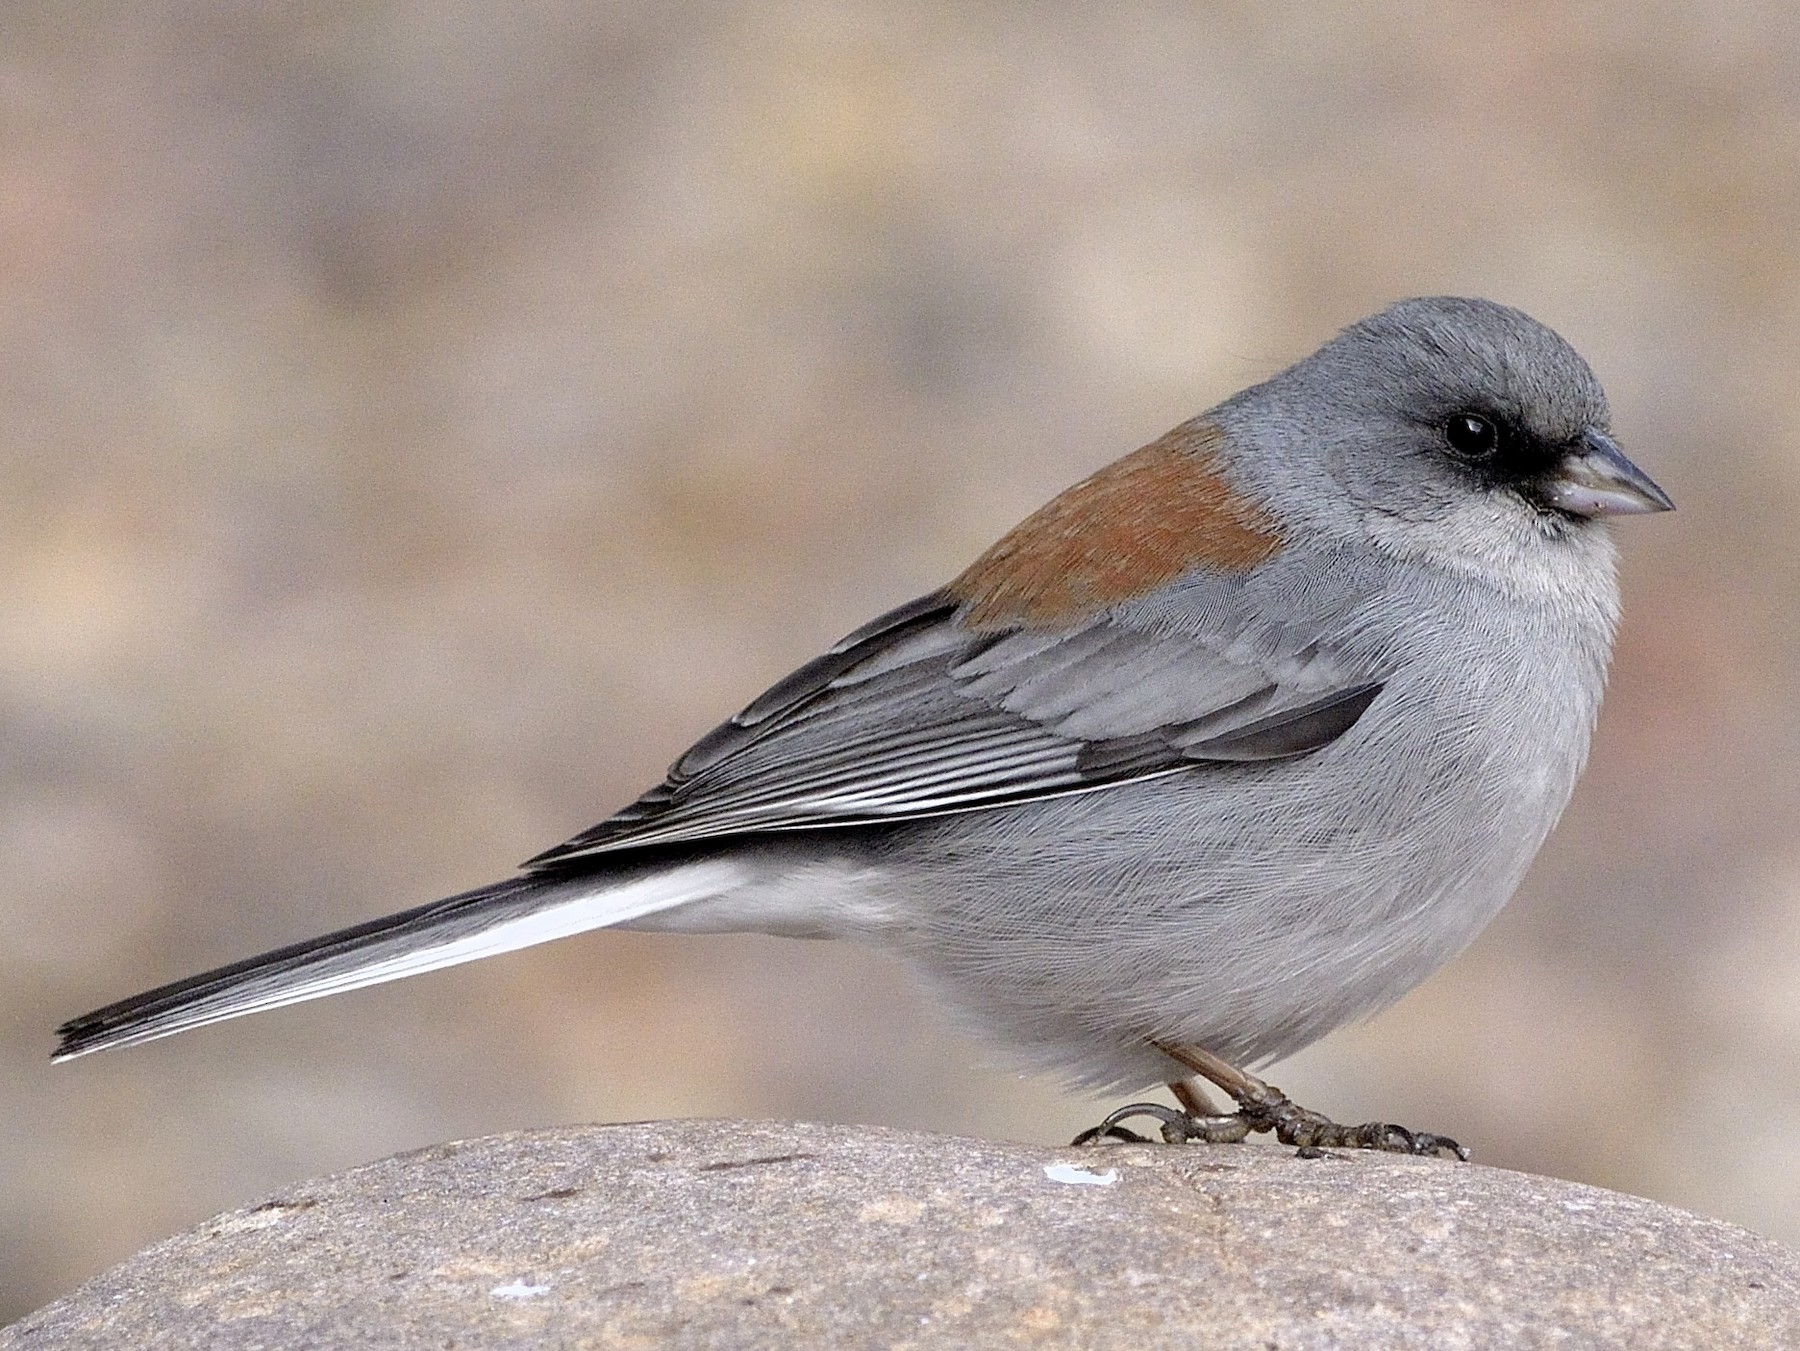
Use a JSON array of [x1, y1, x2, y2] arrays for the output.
[[527, 581, 1385, 868]]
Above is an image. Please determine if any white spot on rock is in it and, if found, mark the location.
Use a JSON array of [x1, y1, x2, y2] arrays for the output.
[[491, 1280, 552, 1300], [1043, 1163, 1119, 1187]]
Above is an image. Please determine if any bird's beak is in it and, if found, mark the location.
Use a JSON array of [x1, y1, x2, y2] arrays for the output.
[[1543, 430, 1674, 518]]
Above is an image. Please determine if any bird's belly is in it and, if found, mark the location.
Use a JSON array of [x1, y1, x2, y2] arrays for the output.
[[865, 710, 1582, 1091]]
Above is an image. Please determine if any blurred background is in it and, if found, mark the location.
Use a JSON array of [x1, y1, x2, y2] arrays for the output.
[[4, 0, 1798, 1319]]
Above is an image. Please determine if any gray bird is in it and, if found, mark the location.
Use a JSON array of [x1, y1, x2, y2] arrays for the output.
[[55, 297, 1673, 1157]]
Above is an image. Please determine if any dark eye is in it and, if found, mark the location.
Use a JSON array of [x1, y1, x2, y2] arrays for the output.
[[1444, 413, 1499, 460]]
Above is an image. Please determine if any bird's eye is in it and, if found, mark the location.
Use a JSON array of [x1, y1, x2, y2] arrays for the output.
[[1444, 413, 1499, 460]]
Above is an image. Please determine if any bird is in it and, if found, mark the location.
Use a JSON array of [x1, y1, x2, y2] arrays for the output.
[[54, 296, 1673, 1158]]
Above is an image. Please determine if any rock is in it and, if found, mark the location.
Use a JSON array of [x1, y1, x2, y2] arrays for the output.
[[5, 1118, 1797, 1349]]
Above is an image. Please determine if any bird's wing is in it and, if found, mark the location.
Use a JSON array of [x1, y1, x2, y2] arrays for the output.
[[526, 586, 1383, 867], [50, 577, 1383, 1063]]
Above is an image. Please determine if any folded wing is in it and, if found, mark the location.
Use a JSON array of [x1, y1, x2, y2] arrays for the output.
[[528, 587, 1383, 867]]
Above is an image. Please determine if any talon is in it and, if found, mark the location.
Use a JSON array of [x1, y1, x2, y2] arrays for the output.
[[1072, 1101, 1191, 1147], [1410, 1133, 1471, 1161], [1071, 1123, 1151, 1146]]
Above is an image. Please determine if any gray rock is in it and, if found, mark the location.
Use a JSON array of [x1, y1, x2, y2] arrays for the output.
[[5, 1118, 1796, 1349]]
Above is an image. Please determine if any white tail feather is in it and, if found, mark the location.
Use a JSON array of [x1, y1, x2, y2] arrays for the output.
[[54, 859, 745, 1059]]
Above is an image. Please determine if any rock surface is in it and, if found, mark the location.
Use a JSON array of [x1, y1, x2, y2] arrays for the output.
[[5, 1118, 1797, 1349]]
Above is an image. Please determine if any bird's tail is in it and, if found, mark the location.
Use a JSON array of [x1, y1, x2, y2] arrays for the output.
[[52, 857, 747, 1061]]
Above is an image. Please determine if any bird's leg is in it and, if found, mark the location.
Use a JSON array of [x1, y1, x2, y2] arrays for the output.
[[1152, 1040, 1470, 1160], [1169, 1078, 1220, 1115]]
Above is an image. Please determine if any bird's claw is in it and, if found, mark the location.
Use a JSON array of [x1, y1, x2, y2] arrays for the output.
[[1070, 1102, 1186, 1145]]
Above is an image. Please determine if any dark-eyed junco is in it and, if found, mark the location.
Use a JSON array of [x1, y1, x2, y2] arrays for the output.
[[55, 297, 1672, 1158]]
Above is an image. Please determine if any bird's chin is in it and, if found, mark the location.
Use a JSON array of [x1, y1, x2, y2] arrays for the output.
[[1520, 495, 1590, 536]]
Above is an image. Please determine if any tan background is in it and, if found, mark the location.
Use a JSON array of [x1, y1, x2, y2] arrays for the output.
[[4, 0, 1798, 1320]]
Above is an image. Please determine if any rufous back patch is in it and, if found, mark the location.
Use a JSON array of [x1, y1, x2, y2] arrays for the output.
[[949, 420, 1283, 631]]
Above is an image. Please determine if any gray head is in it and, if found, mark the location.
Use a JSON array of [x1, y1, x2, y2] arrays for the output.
[[1214, 297, 1671, 562]]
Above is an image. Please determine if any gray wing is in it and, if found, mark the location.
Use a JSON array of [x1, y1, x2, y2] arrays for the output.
[[527, 581, 1384, 868]]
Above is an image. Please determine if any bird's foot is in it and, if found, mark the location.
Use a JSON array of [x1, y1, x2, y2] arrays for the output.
[[1072, 1084, 1468, 1160]]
